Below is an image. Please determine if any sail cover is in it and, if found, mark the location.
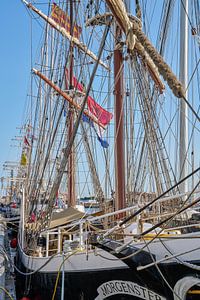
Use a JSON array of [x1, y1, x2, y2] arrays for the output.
[[50, 207, 85, 229]]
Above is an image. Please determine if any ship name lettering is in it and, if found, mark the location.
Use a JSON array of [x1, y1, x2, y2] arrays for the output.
[[95, 280, 166, 300], [115, 281, 123, 292]]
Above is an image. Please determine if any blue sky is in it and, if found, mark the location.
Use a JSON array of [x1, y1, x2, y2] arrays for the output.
[[0, 1, 30, 175]]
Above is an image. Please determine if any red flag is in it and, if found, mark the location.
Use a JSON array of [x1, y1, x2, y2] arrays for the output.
[[65, 70, 113, 126], [87, 95, 113, 126], [24, 136, 31, 147]]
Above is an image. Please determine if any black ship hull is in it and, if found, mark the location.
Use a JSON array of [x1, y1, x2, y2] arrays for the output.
[[15, 262, 200, 300], [17, 240, 200, 300], [16, 265, 168, 300], [15, 241, 200, 300]]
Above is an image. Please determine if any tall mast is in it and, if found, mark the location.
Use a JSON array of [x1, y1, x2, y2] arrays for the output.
[[68, 0, 76, 207], [179, 0, 188, 193], [114, 24, 125, 211]]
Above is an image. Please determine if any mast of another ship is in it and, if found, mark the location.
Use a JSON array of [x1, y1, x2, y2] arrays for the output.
[[113, 1, 127, 211], [68, 0, 76, 207], [179, 0, 188, 195]]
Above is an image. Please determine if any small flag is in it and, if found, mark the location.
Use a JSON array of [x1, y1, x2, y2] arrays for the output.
[[20, 153, 27, 166], [97, 136, 109, 148], [24, 136, 31, 147], [82, 105, 110, 148]]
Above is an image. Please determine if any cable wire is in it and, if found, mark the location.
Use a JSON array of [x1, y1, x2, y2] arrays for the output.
[[0, 286, 15, 300], [51, 250, 78, 300]]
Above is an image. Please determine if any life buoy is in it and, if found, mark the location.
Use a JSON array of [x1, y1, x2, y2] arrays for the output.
[[173, 276, 200, 299]]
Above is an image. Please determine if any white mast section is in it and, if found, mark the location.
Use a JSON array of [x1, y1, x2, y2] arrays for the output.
[[179, 0, 188, 193]]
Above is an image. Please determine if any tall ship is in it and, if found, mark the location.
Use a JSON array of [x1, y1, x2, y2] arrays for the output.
[[3, 0, 200, 299]]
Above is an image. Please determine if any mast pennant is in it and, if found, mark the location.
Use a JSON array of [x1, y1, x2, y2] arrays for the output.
[[51, 3, 82, 39]]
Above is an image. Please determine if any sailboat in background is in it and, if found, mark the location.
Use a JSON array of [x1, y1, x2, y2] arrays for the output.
[[3, 0, 200, 299]]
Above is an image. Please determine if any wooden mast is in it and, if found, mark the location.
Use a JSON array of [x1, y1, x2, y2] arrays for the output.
[[114, 25, 125, 211], [68, 0, 76, 207]]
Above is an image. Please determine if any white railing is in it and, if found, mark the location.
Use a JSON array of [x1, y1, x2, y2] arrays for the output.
[[38, 190, 200, 257], [40, 205, 138, 257]]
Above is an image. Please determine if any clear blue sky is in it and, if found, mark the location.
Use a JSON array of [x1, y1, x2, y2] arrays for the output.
[[0, 1, 30, 175]]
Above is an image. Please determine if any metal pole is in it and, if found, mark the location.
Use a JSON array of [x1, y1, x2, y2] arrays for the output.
[[179, 0, 188, 193], [46, 232, 49, 257], [21, 186, 25, 249], [79, 222, 84, 249], [58, 228, 61, 253], [68, 0, 76, 207], [61, 252, 65, 300], [0, 223, 5, 300]]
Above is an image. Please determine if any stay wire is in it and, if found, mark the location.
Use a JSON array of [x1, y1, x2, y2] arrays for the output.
[[119, 165, 200, 228], [180, 0, 193, 29], [141, 237, 182, 300], [96, 191, 200, 263]]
